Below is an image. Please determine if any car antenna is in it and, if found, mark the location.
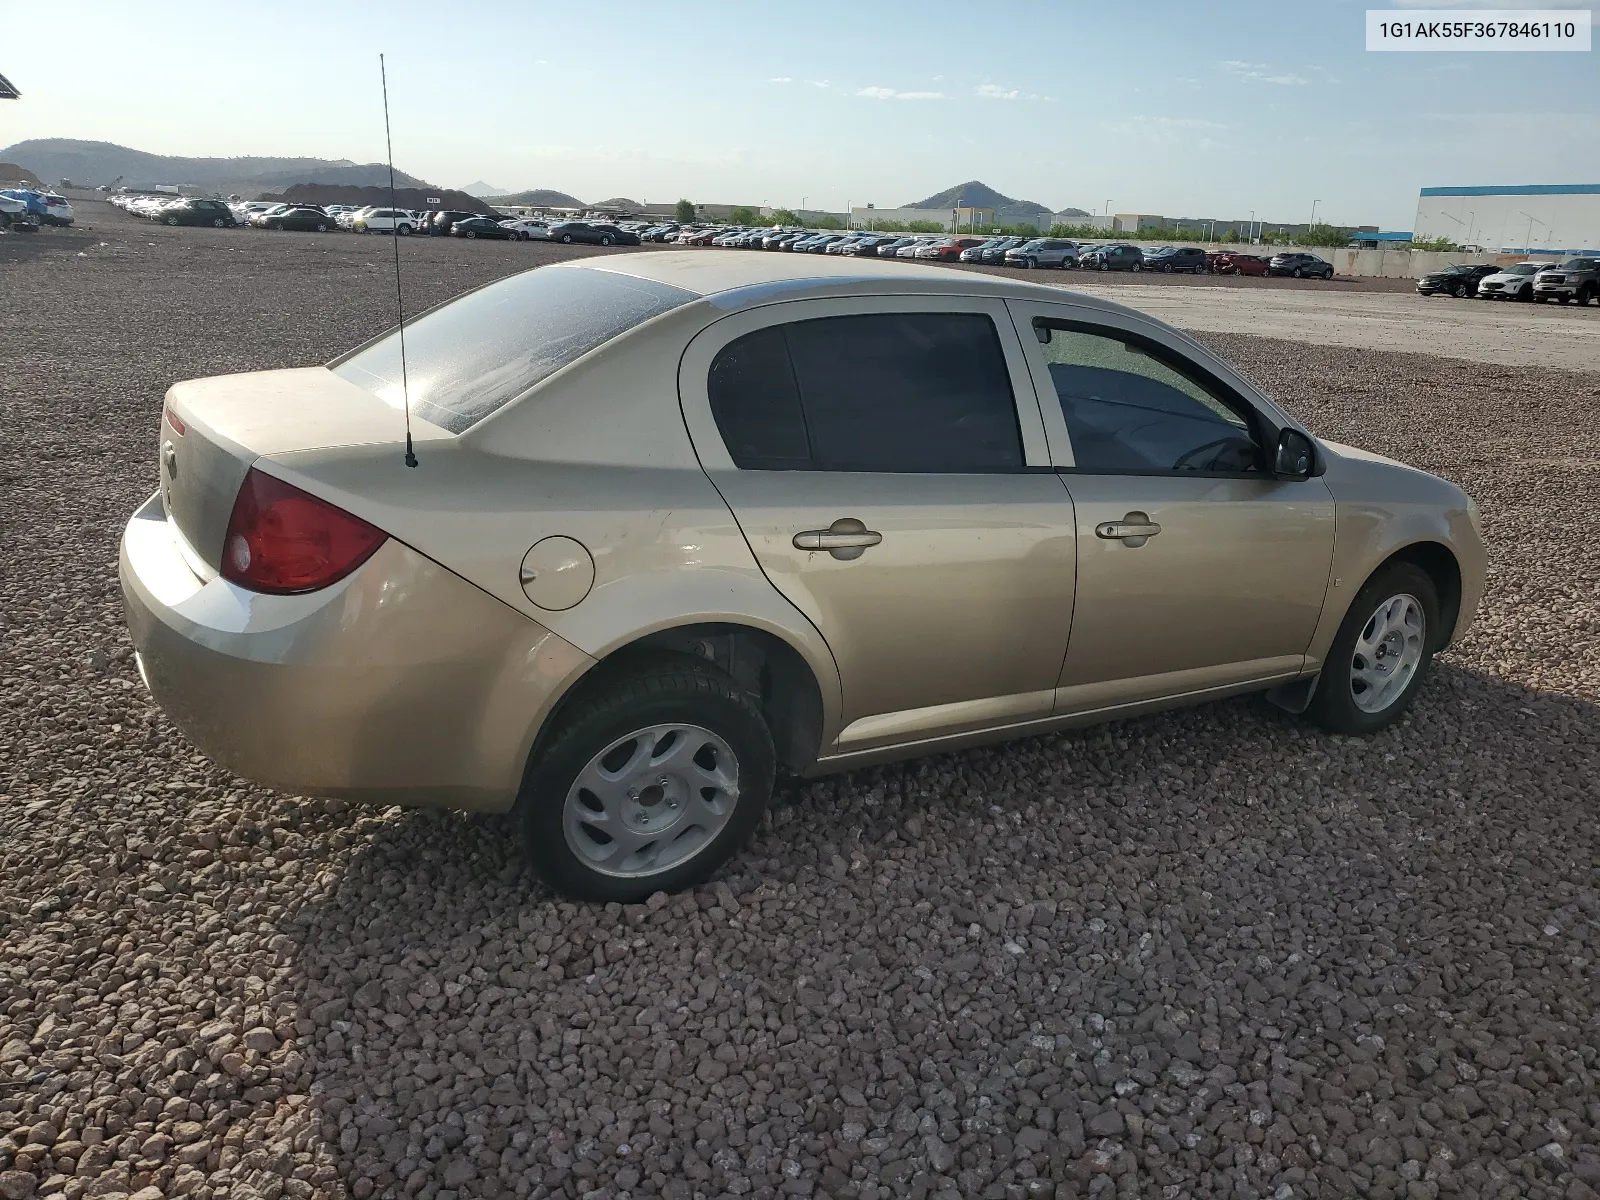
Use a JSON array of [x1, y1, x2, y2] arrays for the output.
[[380, 53, 418, 468]]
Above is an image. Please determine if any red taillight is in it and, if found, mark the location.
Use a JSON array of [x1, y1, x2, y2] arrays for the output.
[[164, 406, 187, 435], [221, 468, 388, 594]]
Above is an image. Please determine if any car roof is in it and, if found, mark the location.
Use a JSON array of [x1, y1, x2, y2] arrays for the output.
[[560, 249, 1160, 318]]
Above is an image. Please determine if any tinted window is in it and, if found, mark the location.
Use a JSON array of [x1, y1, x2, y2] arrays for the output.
[[708, 312, 1023, 473], [333, 266, 696, 433], [1035, 323, 1260, 474]]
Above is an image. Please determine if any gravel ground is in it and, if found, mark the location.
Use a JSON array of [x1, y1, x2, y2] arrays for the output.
[[1, 217, 1598, 1200]]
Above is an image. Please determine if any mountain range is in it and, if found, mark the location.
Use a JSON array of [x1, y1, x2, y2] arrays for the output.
[[904, 180, 1090, 223], [0, 139, 429, 192]]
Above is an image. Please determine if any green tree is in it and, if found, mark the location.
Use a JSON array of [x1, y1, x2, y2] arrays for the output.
[[768, 208, 801, 226], [674, 198, 696, 223], [1409, 235, 1455, 252], [726, 207, 760, 226]]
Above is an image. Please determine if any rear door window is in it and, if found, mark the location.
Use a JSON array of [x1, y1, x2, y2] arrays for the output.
[[707, 311, 1023, 472]]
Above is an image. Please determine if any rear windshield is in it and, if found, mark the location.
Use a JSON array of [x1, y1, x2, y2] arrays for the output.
[[332, 266, 696, 432]]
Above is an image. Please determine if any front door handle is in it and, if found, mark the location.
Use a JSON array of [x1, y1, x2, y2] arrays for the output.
[[793, 517, 883, 561], [1095, 511, 1162, 548]]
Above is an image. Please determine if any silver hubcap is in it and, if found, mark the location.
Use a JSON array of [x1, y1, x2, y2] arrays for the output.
[[563, 724, 740, 878], [1350, 593, 1425, 713]]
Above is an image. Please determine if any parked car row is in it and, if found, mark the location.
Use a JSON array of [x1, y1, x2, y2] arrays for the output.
[[1417, 258, 1599, 304], [657, 224, 1340, 280], [106, 193, 650, 246]]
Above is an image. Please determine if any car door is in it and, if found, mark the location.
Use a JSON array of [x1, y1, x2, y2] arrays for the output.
[[679, 295, 1078, 754], [1005, 297, 1336, 713]]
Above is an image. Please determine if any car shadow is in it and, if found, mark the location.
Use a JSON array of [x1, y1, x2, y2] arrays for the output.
[[273, 659, 1599, 1197]]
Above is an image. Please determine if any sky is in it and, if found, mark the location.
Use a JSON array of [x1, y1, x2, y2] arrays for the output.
[[1, 0, 1596, 229]]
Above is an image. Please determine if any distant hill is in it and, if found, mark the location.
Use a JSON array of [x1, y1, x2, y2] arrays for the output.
[[904, 180, 1088, 225], [0, 138, 428, 192], [461, 180, 504, 198], [0, 162, 42, 187], [487, 188, 584, 208], [595, 196, 642, 209]]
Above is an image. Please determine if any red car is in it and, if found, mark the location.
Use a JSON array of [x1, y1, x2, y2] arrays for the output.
[[1212, 252, 1271, 277], [915, 236, 987, 262], [686, 228, 727, 246]]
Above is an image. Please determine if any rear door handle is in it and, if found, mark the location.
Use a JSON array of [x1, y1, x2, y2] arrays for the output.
[[793, 517, 882, 560], [1095, 512, 1162, 547]]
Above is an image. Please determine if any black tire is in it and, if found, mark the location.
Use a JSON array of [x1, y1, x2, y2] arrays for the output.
[[518, 658, 775, 902], [1580, 285, 1595, 306], [1322, 268, 1334, 280], [1161, 263, 1172, 273], [1304, 561, 1440, 736], [211, 217, 225, 228], [1519, 285, 1532, 302], [561, 233, 573, 244], [600, 235, 613, 246], [1099, 260, 1109, 272], [464, 230, 476, 239], [166, 216, 179, 226], [1025, 256, 1037, 269], [1449, 281, 1464, 298], [397, 224, 412, 236], [316, 223, 328, 232], [1293, 267, 1304, 279]]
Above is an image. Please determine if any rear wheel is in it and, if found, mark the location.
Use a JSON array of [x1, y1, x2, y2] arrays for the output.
[[1304, 562, 1439, 735], [166, 216, 179, 226], [600, 235, 612, 246], [561, 233, 573, 243], [519, 658, 775, 902], [1161, 263, 1173, 273], [315, 223, 328, 232]]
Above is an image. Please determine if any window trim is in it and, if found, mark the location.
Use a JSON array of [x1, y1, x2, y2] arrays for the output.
[[679, 294, 1054, 475], [1005, 301, 1292, 476]]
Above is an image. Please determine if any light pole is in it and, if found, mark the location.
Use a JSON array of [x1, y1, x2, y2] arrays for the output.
[[1518, 210, 1545, 251], [1309, 199, 1320, 233], [1465, 210, 1476, 248], [1250, 209, 1255, 243]]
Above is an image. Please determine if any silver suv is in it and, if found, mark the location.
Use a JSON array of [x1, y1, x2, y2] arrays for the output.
[[1533, 257, 1598, 304], [1003, 238, 1080, 269]]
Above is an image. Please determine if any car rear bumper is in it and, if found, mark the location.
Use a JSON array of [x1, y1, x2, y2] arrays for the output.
[[120, 491, 594, 812]]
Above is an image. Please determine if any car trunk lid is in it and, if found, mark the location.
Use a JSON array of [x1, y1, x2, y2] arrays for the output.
[[158, 366, 451, 571]]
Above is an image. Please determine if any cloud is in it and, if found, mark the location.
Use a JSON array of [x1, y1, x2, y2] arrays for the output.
[[976, 83, 1019, 100], [858, 86, 946, 100], [1223, 60, 1309, 85], [808, 79, 830, 89], [768, 76, 792, 84]]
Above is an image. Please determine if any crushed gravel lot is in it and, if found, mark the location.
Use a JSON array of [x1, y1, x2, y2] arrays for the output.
[[2, 213, 1598, 1200]]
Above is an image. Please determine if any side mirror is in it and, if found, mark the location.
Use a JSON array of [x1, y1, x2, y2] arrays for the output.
[[1274, 428, 1316, 479]]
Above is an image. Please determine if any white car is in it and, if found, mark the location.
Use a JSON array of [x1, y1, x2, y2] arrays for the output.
[[499, 218, 550, 241], [1474, 261, 1546, 301], [352, 207, 417, 235]]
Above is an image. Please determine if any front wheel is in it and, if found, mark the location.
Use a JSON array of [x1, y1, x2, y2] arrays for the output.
[[1025, 256, 1037, 269], [464, 230, 476, 239], [1449, 281, 1465, 297], [519, 658, 775, 902], [397, 224, 412, 236], [1304, 562, 1439, 735], [1161, 264, 1173, 273]]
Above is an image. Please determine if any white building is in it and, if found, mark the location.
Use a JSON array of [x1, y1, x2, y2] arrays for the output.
[[1414, 184, 1600, 253]]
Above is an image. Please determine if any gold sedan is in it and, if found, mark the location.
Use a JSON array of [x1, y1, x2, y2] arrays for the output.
[[120, 252, 1485, 901]]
